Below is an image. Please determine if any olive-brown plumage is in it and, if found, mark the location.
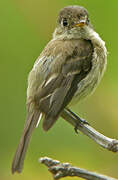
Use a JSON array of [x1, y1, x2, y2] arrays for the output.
[[12, 5, 107, 174]]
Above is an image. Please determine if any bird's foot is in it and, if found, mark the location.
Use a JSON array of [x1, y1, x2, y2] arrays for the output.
[[65, 108, 89, 134], [74, 118, 89, 134]]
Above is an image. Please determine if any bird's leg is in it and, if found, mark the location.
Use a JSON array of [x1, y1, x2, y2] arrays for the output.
[[65, 108, 89, 133]]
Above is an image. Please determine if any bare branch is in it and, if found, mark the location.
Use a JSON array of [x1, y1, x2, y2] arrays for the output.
[[40, 157, 117, 180], [61, 109, 118, 152]]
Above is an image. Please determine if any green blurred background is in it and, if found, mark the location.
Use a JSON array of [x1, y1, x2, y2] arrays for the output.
[[0, 0, 118, 179]]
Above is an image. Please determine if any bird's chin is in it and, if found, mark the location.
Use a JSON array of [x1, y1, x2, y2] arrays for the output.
[[53, 25, 91, 40], [68, 26, 86, 36], [76, 25, 93, 38]]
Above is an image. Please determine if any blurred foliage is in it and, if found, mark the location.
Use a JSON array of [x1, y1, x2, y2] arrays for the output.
[[0, 0, 118, 179]]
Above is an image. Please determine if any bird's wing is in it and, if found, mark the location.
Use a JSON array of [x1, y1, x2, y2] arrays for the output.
[[29, 39, 93, 131]]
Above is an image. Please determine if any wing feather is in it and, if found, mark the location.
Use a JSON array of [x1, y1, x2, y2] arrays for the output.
[[28, 39, 93, 131]]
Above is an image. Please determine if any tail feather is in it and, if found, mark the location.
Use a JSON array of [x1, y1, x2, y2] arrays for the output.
[[43, 115, 58, 131], [11, 109, 40, 174]]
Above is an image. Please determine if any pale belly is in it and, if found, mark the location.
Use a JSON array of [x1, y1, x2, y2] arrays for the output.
[[69, 47, 107, 106]]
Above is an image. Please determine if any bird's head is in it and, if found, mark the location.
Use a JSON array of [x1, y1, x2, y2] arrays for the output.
[[53, 6, 92, 40]]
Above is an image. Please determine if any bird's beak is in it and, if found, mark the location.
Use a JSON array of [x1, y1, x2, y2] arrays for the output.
[[74, 20, 86, 27]]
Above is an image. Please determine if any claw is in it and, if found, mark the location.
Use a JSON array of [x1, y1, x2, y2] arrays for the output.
[[80, 118, 89, 125], [74, 118, 90, 134], [74, 126, 79, 134], [66, 108, 90, 133]]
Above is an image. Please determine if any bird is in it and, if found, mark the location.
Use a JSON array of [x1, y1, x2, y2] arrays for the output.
[[11, 5, 107, 174]]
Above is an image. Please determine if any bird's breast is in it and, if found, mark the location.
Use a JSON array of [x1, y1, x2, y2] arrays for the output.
[[70, 43, 107, 105]]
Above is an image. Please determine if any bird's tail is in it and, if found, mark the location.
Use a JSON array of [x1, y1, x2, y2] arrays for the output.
[[11, 108, 40, 174]]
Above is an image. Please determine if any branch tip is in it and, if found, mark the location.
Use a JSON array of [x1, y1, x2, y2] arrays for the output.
[[39, 157, 117, 180]]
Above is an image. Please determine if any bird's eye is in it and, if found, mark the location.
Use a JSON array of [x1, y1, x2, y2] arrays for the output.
[[63, 18, 68, 26], [77, 15, 80, 19], [87, 19, 90, 24], [77, 14, 83, 19]]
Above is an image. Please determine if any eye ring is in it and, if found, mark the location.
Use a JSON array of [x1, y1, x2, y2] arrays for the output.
[[63, 18, 68, 26]]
